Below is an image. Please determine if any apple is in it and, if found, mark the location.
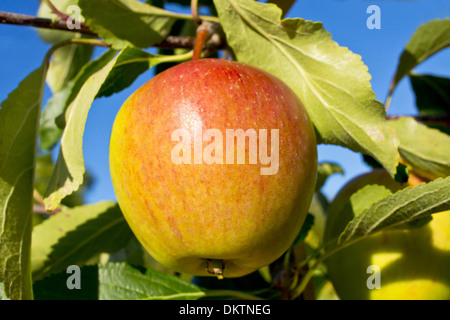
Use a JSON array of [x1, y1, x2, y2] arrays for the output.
[[324, 169, 450, 299], [109, 58, 317, 278]]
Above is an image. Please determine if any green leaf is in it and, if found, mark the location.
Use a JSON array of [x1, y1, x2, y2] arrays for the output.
[[65, 50, 119, 109], [34, 154, 58, 202], [33, 265, 100, 300], [35, 154, 92, 208], [394, 162, 409, 184], [39, 46, 190, 151], [316, 162, 344, 191], [339, 176, 450, 244], [361, 154, 383, 169], [0, 283, 10, 300], [36, 0, 82, 44], [154, 19, 197, 75], [78, 0, 179, 49], [107, 236, 147, 267], [97, 46, 155, 98], [387, 117, 450, 180], [32, 201, 133, 281], [324, 184, 393, 250], [33, 263, 205, 300], [41, 46, 193, 208], [409, 74, 450, 115], [47, 41, 94, 93], [39, 49, 117, 150], [39, 84, 71, 150], [293, 213, 314, 246], [0, 66, 47, 300], [213, 0, 400, 176], [99, 263, 203, 300], [347, 185, 393, 219], [191, 271, 270, 296], [43, 55, 119, 211], [305, 192, 328, 248], [389, 19, 450, 99], [98, 45, 195, 98], [267, 0, 296, 16]]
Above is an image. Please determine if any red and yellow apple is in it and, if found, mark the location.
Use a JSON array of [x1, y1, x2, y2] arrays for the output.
[[109, 58, 317, 278], [324, 169, 450, 299]]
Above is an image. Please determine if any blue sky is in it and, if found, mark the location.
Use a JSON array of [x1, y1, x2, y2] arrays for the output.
[[0, 0, 449, 204]]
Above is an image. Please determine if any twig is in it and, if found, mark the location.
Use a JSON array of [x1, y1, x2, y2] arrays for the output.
[[33, 190, 45, 206], [0, 11, 225, 50], [33, 204, 61, 215], [0, 11, 95, 35], [293, 243, 316, 300]]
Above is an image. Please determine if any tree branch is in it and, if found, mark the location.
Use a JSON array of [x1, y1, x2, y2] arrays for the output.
[[33, 204, 60, 215], [0, 11, 95, 36], [0, 11, 225, 50]]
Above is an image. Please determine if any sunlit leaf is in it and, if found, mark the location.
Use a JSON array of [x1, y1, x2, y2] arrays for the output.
[[0, 66, 47, 300], [213, 0, 400, 176], [32, 201, 133, 281]]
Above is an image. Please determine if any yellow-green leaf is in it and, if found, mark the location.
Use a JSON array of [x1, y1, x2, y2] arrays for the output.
[[43, 56, 119, 211], [213, 0, 400, 176], [0, 66, 47, 300]]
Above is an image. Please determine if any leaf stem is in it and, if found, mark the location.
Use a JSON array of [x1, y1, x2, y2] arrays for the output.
[[291, 236, 374, 299], [290, 247, 335, 299], [168, 11, 219, 24], [294, 243, 315, 300], [112, 50, 194, 69], [43, 38, 110, 69], [43, 0, 70, 20], [191, 0, 202, 25]]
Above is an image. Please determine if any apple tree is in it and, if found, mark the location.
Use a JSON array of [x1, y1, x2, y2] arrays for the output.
[[0, 0, 449, 301]]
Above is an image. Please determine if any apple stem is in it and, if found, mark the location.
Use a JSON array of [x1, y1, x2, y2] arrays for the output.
[[206, 259, 225, 280], [193, 28, 209, 60], [192, 21, 219, 61]]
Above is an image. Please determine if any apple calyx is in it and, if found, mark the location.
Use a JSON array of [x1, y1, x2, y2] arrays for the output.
[[206, 259, 225, 280]]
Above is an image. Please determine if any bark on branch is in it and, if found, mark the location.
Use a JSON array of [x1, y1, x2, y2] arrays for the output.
[[0, 11, 95, 35], [0, 11, 225, 50]]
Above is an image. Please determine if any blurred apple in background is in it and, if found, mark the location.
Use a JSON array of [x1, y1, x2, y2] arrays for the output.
[[324, 169, 450, 300]]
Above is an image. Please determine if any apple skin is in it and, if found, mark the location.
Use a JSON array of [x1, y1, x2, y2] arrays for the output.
[[109, 58, 317, 278], [324, 169, 450, 299]]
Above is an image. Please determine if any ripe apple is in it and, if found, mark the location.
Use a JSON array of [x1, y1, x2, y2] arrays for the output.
[[324, 169, 450, 299], [109, 58, 317, 278]]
